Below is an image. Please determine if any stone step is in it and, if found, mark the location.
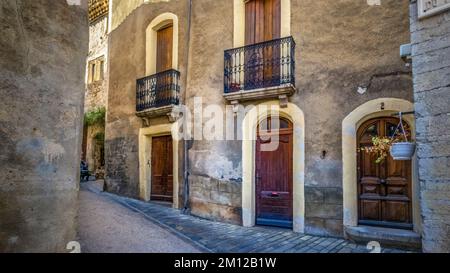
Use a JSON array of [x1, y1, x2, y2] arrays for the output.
[[345, 225, 422, 251]]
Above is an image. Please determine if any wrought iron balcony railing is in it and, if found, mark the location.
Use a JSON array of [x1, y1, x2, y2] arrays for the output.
[[136, 69, 180, 112], [224, 36, 296, 93]]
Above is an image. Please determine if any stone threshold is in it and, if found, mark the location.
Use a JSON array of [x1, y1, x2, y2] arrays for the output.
[[345, 225, 422, 251]]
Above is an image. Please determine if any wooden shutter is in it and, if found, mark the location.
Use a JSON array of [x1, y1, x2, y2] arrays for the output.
[[245, 0, 281, 45], [156, 24, 173, 73]]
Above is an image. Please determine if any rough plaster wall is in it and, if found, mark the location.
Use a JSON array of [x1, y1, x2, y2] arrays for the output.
[[105, 0, 189, 198], [409, 2, 450, 253], [110, 0, 172, 32], [0, 0, 88, 252], [184, 0, 241, 223]]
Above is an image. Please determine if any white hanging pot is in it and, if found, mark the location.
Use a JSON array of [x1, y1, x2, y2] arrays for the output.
[[390, 142, 416, 160]]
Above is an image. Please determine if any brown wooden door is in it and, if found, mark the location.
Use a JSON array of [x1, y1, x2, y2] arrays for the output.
[[245, 0, 281, 89], [357, 117, 412, 229], [256, 117, 293, 228], [151, 135, 173, 203], [156, 25, 173, 73]]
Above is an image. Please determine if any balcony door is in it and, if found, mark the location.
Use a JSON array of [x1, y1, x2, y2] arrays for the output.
[[155, 24, 174, 106], [245, 0, 281, 89], [156, 24, 173, 73]]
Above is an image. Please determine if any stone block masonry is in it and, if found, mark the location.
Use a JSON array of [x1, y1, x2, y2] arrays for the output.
[[410, 1, 450, 253], [0, 0, 88, 252], [189, 174, 242, 225]]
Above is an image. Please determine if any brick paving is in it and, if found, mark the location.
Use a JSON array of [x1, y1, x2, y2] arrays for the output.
[[83, 181, 414, 253]]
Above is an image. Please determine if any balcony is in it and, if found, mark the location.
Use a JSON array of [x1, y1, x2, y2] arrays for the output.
[[224, 36, 296, 105], [136, 69, 180, 121]]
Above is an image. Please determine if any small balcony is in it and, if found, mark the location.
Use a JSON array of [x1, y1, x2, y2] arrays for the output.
[[224, 36, 296, 104], [136, 69, 180, 120]]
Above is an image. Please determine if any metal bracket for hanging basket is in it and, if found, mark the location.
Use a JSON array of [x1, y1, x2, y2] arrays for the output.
[[390, 112, 416, 160]]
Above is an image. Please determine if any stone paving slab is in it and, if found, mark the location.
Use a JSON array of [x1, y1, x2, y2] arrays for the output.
[[84, 182, 416, 253]]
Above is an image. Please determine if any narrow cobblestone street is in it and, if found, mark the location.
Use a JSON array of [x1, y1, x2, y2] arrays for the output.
[[79, 181, 414, 253]]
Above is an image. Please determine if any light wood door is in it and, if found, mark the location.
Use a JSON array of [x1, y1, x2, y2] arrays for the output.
[[357, 117, 412, 229]]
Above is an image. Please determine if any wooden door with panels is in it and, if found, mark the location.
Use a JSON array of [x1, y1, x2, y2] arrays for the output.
[[151, 135, 173, 203], [245, 0, 281, 89], [357, 117, 413, 229], [256, 117, 293, 228]]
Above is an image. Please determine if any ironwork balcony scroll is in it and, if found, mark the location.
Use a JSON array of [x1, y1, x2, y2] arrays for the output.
[[224, 36, 296, 93], [136, 69, 180, 112]]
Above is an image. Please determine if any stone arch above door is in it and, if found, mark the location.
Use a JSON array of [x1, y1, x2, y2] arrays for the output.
[[342, 98, 420, 233], [242, 100, 305, 233]]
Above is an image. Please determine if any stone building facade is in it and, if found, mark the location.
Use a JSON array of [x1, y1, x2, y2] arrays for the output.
[[104, 0, 449, 251], [409, 0, 450, 253], [83, 0, 109, 174], [0, 0, 88, 252]]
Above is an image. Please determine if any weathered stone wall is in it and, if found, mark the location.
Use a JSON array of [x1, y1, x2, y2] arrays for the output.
[[0, 0, 88, 252], [409, 1, 450, 253], [185, 0, 241, 224], [84, 14, 108, 173], [85, 15, 108, 112], [105, 0, 189, 198]]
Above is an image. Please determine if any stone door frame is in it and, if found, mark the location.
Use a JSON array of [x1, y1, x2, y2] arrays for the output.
[[242, 100, 305, 233], [139, 123, 180, 209], [342, 98, 421, 233]]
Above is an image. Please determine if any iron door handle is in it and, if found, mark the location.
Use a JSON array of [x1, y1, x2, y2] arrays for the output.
[[380, 179, 387, 185]]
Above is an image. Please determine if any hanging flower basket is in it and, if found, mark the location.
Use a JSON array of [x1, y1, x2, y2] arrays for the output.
[[389, 112, 416, 160], [390, 142, 416, 160], [361, 112, 416, 163]]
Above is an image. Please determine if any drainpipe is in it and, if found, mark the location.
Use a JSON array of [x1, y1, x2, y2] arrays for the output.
[[182, 0, 193, 214]]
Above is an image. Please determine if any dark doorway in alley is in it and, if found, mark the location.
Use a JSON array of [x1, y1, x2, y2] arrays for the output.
[[151, 135, 174, 203], [357, 117, 413, 229], [256, 116, 293, 228]]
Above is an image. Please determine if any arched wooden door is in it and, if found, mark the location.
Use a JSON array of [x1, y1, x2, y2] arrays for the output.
[[357, 117, 412, 229], [256, 117, 293, 228]]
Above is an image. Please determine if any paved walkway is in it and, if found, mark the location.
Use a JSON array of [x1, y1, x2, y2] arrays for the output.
[[77, 180, 201, 253], [82, 181, 413, 253]]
